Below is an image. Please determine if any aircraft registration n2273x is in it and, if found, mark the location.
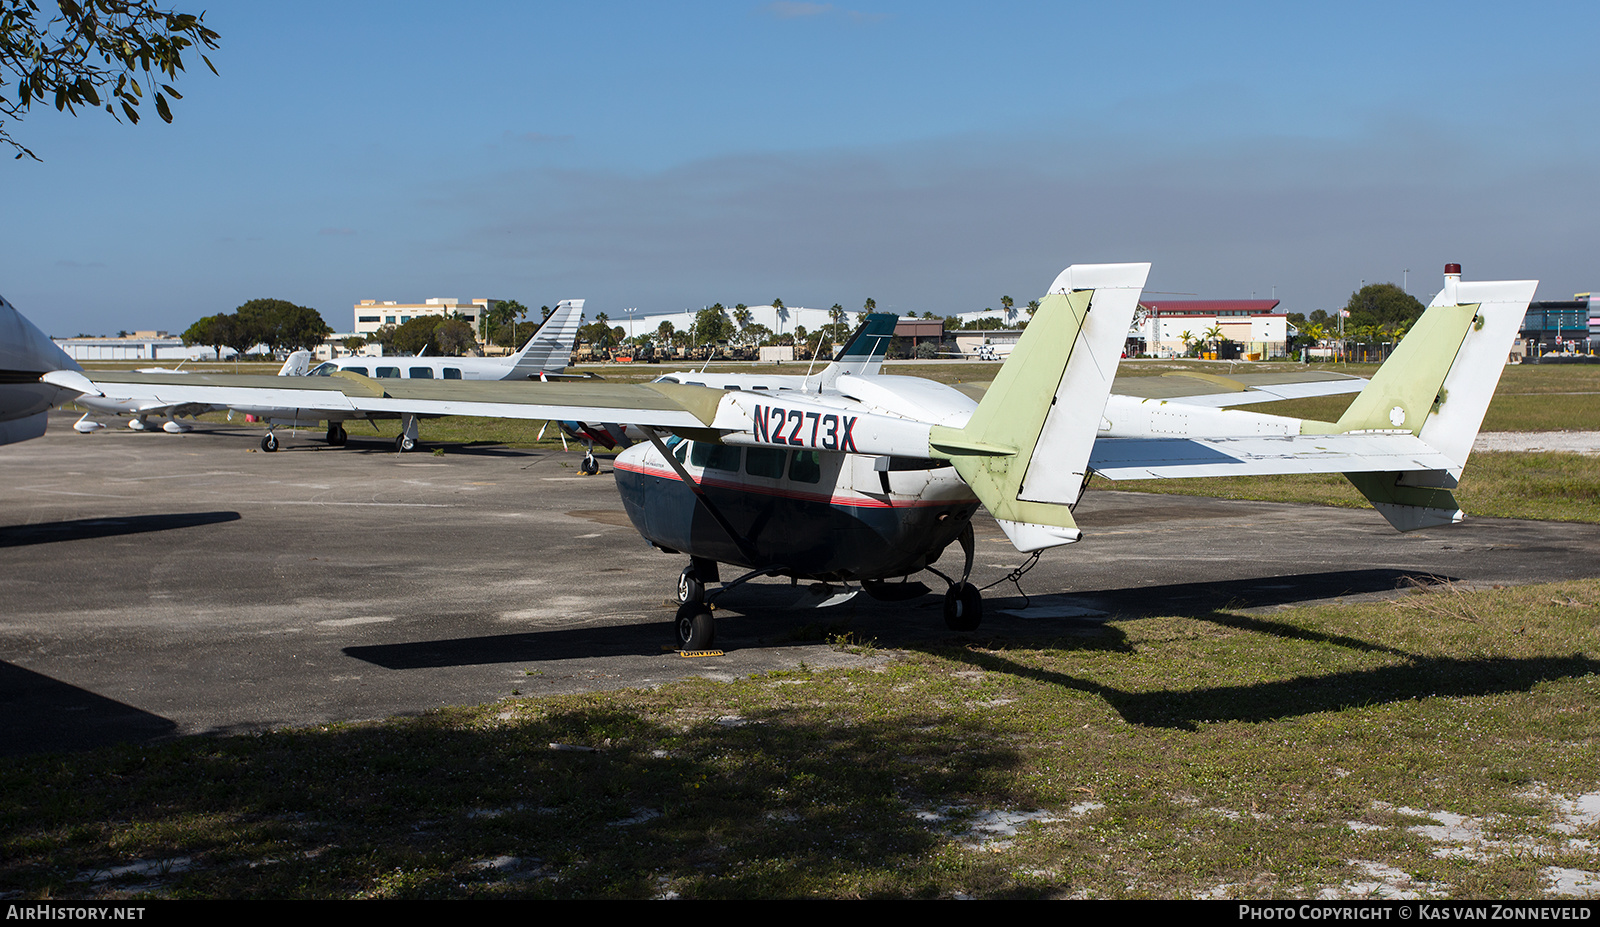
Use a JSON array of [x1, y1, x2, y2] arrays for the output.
[[551, 311, 902, 474], [44, 263, 1537, 651]]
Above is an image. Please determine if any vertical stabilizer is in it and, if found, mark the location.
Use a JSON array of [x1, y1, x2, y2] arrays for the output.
[[1312, 266, 1536, 530], [832, 313, 900, 376], [801, 312, 903, 391], [510, 299, 584, 378], [930, 263, 1149, 551]]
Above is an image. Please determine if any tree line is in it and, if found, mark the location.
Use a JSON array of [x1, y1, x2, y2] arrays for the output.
[[1285, 283, 1427, 348], [182, 299, 332, 359]]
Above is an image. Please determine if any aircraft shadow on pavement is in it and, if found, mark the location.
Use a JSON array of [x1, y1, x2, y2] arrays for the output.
[[0, 511, 241, 548], [0, 661, 177, 756], [335, 440, 551, 459], [343, 569, 1467, 670], [343, 617, 685, 668]]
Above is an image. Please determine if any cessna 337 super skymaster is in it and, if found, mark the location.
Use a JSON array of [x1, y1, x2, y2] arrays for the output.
[[43, 263, 1535, 650]]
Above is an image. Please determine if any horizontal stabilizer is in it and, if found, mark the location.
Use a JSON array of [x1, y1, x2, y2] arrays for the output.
[[1090, 433, 1457, 480], [1161, 378, 1368, 408]]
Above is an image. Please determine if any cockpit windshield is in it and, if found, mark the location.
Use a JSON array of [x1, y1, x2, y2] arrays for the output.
[[307, 362, 340, 377]]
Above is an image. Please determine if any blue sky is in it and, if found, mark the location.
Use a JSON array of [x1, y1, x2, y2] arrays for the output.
[[5, 1, 1597, 335]]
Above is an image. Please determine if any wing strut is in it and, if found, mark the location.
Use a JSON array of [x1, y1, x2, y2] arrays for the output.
[[639, 427, 765, 566]]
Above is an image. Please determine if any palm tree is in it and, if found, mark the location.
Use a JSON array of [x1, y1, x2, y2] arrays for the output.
[[1001, 295, 1015, 325], [733, 304, 752, 344], [1202, 324, 1224, 358]]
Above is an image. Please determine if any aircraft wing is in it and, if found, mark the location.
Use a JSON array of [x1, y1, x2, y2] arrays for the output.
[[45, 357, 1018, 462], [44, 369, 720, 432], [1110, 370, 1367, 407], [1088, 433, 1456, 480]]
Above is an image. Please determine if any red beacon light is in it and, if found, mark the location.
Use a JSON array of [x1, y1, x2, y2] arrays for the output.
[[1445, 263, 1462, 275]]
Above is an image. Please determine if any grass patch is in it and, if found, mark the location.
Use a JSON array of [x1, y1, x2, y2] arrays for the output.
[[3, 581, 1597, 899], [1134, 362, 1600, 432], [1105, 451, 1600, 524]]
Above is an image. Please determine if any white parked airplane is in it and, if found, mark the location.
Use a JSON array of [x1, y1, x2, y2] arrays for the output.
[[47, 263, 1533, 650], [299, 299, 584, 383], [0, 293, 82, 446], [68, 299, 586, 451]]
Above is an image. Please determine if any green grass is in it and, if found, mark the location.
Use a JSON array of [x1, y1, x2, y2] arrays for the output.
[[1107, 451, 1600, 524], [2, 580, 1596, 899]]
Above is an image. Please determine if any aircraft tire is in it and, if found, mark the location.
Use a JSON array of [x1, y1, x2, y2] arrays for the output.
[[395, 434, 416, 453], [677, 566, 704, 605], [943, 582, 982, 632], [327, 424, 347, 447], [675, 602, 715, 651], [580, 455, 599, 475], [261, 434, 278, 453]]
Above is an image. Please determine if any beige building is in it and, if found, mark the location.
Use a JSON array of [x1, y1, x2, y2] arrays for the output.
[[353, 298, 494, 338]]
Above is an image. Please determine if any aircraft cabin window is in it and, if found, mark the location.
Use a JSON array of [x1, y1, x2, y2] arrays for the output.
[[673, 440, 689, 463], [745, 447, 787, 479], [442, 368, 462, 379], [409, 367, 434, 379], [690, 441, 741, 472], [307, 362, 339, 376], [789, 449, 822, 484], [343, 366, 368, 376], [376, 367, 401, 378]]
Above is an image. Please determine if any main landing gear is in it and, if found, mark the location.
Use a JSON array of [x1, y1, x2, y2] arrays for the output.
[[394, 413, 420, 453], [326, 422, 347, 447], [925, 521, 981, 632], [666, 518, 990, 651], [260, 431, 279, 452], [673, 558, 719, 650], [942, 582, 982, 632], [579, 452, 600, 475]]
